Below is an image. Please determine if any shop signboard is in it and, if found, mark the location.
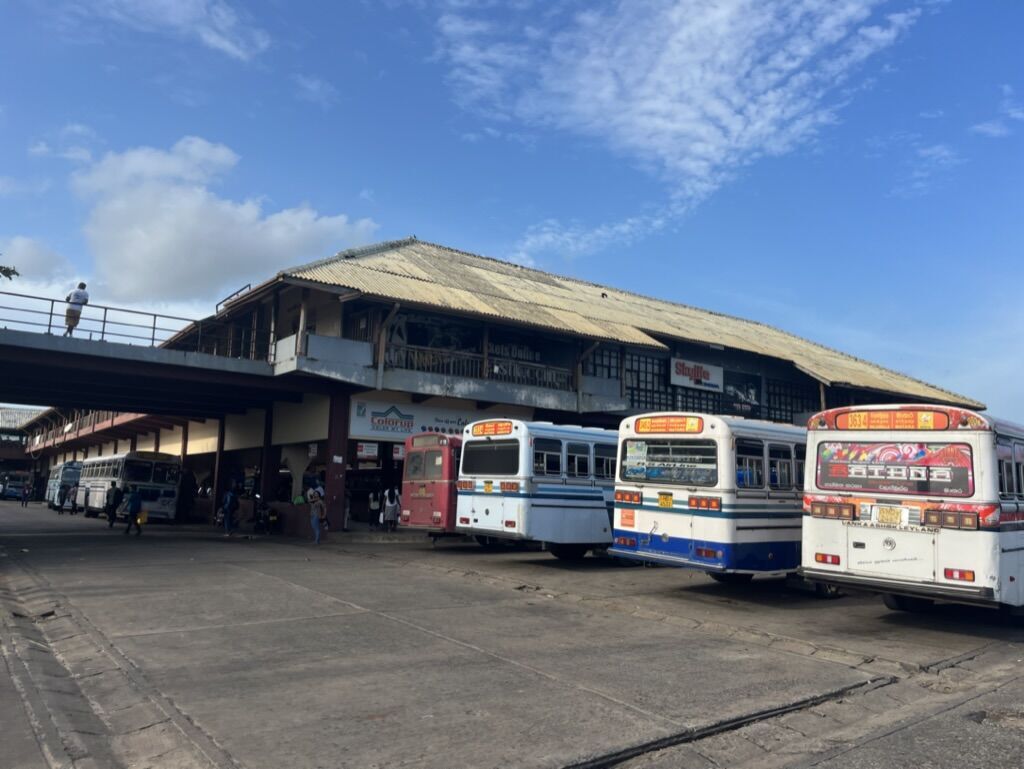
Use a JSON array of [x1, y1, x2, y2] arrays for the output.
[[722, 371, 762, 417], [670, 358, 723, 393], [349, 397, 532, 442], [393, 444, 406, 461], [356, 442, 379, 459]]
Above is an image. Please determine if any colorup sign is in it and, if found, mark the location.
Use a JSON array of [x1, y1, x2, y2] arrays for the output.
[[670, 358, 724, 392], [350, 398, 533, 442]]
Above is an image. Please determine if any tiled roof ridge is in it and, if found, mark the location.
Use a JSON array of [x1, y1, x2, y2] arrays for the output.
[[280, 237, 420, 276], [292, 238, 977, 406]]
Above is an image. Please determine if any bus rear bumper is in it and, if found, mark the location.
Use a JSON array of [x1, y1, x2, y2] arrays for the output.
[[799, 568, 997, 605]]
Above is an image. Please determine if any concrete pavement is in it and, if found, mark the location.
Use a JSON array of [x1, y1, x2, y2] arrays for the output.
[[2, 501, 1023, 768]]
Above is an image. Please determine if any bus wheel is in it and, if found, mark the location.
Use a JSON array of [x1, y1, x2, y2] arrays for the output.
[[814, 582, 843, 599], [549, 544, 589, 561], [709, 572, 754, 585], [882, 593, 933, 612]]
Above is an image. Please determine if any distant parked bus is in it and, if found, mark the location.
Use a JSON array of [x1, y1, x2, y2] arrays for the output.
[[400, 433, 463, 535], [801, 405, 1024, 613], [2, 470, 33, 501], [76, 452, 182, 521], [610, 413, 807, 583], [455, 419, 618, 559], [46, 461, 82, 509]]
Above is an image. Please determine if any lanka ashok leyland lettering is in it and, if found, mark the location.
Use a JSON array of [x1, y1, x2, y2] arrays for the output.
[[801, 405, 1024, 613]]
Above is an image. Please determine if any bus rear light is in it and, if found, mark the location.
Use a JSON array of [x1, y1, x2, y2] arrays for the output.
[[432, 511, 442, 522], [925, 510, 982, 530], [457, 481, 474, 491], [810, 502, 855, 520], [979, 505, 1001, 529], [944, 568, 975, 582], [688, 496, 721, 511], [615, 490, 641, 504], [401, 511, 410, 521], [959, 512, 979, 529], [815, 553, 841, 565], [614, 536, 637, 547], [504, 520, 516, 528], [458, 516, 470, 525], [695, 547, 724, 559], [500, 481, 520, 493]]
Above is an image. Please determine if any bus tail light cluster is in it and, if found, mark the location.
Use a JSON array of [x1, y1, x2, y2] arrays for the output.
[[810, 502, 856, 520], [944, 568, 976, 582], [431, 511, 442, 522], [689, 496, 721, 511], [500, 481, 520, 493], [458, 516, 470, 525], [695, 547, 724, 559], [401, 510, 410, 521], [456, 481, 474, 491], [615, 490, 641, 505], [504, 520, 516, 528], [924, 510, 980, 529], [614, 535, 637, 547], [815, 553, 841, 565]]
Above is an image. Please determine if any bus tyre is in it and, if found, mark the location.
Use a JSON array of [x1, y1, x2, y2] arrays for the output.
[[709, 572, 754, 585], [813, 582, 843, 600], [548, 543, 589, 561], [882, 593, 933, 612]]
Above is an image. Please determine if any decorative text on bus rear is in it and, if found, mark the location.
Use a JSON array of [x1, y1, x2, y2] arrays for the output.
[[817, 443, 973, 497]]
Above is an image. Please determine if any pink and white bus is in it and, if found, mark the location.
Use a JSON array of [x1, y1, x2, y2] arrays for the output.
[[801, 405, 1024, 613]]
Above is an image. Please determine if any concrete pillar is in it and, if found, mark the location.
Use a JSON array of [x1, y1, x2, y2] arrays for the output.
[[180, 421, 189, 458], [325, 391, 350, 521], [129, 434, 137, 452], [280, 445, 311, 502], [212, 418, 226, 507], [153, 430, 161, 452], [259, 405, 280, 500]]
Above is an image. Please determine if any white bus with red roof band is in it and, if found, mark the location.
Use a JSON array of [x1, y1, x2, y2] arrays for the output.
[[800, 404, 1024, 612]]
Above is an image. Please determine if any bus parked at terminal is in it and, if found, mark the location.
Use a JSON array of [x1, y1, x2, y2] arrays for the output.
[[46, 461, 81, 509], [610, 413, 807, 583], [801, 405, 1024, 613], [400, 432, 463, 536], [76, 451, 182, 521], [455, 419, 617, 559]]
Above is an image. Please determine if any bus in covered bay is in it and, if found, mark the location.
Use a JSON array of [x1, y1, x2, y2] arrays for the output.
[[610, 413, 807, 583], [46, 461, 82, 509], [76, 451, 182, 521], [455, 419, 618, 559], [801, 405, 1024, 612], [400, 432, 463, 535]]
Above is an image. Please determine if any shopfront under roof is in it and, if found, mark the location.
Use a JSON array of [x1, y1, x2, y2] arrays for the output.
[[280, 237, 982, 409]]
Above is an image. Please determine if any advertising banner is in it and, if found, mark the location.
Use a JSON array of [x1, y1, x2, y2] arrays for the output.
[[349, 396, 532, 442], [669, 358, 723, 392], [722, 371, 762, 417]]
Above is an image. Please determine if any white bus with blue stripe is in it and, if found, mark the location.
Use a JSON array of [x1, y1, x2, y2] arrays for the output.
[[609, 413, 807, 583], [455, 419, 618, 560]]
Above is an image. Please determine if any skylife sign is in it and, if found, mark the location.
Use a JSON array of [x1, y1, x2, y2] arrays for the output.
[[670, 358, 724, 392]]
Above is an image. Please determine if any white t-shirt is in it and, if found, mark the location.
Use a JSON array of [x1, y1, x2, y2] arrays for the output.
[[67, 288, 89, 310]]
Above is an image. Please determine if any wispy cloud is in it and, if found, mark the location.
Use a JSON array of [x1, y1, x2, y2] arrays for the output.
[[890, 142, 963, 198], [919, 109, 944, 119], [969, 83, 1024, 139], [59, 0, 270, 61], [435, 1, 922, 262], [293, 75, 339, 109], [970, 120, 1011, 138]]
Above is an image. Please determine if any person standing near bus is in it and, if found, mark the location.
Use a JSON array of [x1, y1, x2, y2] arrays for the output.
[[368, 489, 381, 530], [105, 481, 124, 528], [309, 490, 325, 545], [124, 486, 143, 536], [221, 482, 240, 536], [68, 483, 79, 514], [63, 282, 89, 337], [20, 484, 30, 507], [383, 487, 401, 533]]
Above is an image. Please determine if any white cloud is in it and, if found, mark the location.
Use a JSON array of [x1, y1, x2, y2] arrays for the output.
[[436, 1, 921, 261], [358, 188, 375, 202], [511, 212, 668, 264], [293, 74, 339, 109], [970, 120, 1010, 138], [890, 142, 962, 198], [0, 237, 75, 283], [919, 109, 944, 119], [69, 137, 377, 304], [28, 141, 51, 156], [65, 0, 270, 61]]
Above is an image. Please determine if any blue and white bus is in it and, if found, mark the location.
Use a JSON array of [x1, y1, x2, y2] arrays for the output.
[[46, 461, 82, 509], [609, 413, 807, 583], [455, 419, 618, 559]]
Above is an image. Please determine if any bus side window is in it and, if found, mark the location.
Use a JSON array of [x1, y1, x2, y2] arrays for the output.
[[768, 445, 793, 490], [736, 439, 765, 488], [567, 443, 591, 478], [1016, 444, 1024, 498], [795, 444, 807, 487], [594, 444, 616, 480], [998, 460, 1016, 497], [534, 439, 562, 477]]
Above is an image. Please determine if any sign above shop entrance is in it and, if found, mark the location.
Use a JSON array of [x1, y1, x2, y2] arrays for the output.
[[670, 358, 724, 392], [350, 397, 532, 442]]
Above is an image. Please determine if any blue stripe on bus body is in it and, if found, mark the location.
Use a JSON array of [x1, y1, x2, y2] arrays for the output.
[[609, 528, 801, 573], [619, 503, 801, 520]]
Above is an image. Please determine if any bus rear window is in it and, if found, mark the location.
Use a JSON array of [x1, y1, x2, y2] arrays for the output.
[[816, 442, 974, 497], [405, 451, 425, 481], [424, 449, 444, 480], [620, 439, 717, 486], [461, 440, 520, 476]]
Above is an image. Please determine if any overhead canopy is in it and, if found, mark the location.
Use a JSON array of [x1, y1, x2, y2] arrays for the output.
[[278, 238, 982, 409]]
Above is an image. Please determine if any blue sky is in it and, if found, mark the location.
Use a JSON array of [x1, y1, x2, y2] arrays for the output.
[[0, 1, 1021, 419]]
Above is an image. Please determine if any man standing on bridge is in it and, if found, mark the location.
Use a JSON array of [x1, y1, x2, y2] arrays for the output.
[[63, 281, 89, 337]]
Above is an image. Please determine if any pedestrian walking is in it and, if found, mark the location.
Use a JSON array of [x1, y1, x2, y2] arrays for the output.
[[20, 484, 30, 507], [63, 282, 89, 337], [105, 481, 124, 528], [368, 489, 381, 530], [68, 484, 79, 515], [57, 485, 67, 514], [124, 486, 143, 536], [383, 487, 401, 533], [221, 482, 240, 536], [309, 491, 326, 545]]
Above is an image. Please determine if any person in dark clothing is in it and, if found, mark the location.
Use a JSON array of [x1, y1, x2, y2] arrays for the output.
[[124, 486, 143, 536], [222, 483, 240, 536], [105, 481, 124, 528]]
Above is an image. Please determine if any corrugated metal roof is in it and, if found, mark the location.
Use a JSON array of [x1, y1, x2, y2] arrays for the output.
[[284, 238, 983, 408], [1, 407, 44, 431]]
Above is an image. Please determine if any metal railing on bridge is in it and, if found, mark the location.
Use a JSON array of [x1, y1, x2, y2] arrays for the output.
[[0, 290, 271, 359], [385, 344, 574, 392]]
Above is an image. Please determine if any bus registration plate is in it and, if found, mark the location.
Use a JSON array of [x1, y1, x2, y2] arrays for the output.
[[658, 493, 673, 508], [877, 506, 903, 525], [484, 481, 493, 494]]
